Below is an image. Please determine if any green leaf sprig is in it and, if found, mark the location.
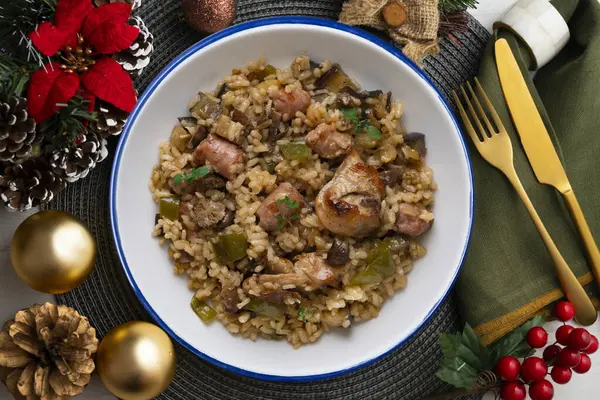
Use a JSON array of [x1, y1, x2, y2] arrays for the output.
[[173, 167, 211, 185], [275, 195, 301, 229], [342, 107, 382, 140], [297, 307, 313, 323], [436, 316, 545, 390]]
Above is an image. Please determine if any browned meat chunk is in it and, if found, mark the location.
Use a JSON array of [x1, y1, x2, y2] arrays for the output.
[[274, 88, 311, 117], [315, 150, 384, 237], [305, 123, 352, 159], [257, 182, 305, 231], [294, 253, 339, 287], [220, 286, 240, 314], [243, 252, 339, 295], [194, 134, 244, 180], [168, 171, 226, 195], [395, 203, 433, 237], [180, 196, 227, 229]]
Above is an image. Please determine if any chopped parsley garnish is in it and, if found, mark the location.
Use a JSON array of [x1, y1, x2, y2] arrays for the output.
[[342, 107, 382, 140], [275, 195, 301, 229], [297, 307, 313, 323], [173, 167, 211, 185]]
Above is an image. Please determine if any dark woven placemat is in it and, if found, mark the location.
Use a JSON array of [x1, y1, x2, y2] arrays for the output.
[[42, 1, 490, 399]]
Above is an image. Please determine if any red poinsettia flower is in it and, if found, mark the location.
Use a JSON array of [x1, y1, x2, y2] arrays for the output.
[[27, 0, 139, 123]]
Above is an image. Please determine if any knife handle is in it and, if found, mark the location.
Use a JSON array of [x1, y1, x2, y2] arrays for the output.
[[563, 189, 600, 286], [504, 171, 598, 326]]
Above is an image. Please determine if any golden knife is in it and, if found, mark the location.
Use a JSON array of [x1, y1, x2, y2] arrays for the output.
[[495, 38, 600, 289]]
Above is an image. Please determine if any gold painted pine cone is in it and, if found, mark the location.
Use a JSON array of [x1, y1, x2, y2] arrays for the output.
[[0, 303, 98, 400]]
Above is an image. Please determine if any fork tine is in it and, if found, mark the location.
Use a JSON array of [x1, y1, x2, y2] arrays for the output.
[[452, 90, 482, 145], [460, 85, 487, 141], [466, 81, 496, 137], [474, 77, 505, 133]]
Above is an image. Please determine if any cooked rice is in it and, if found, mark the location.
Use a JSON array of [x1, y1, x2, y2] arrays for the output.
[[150, 56, 436, 348]]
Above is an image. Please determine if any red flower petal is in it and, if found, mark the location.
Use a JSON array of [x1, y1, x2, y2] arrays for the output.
[[29, 22, 70, 56], [54, 0, 94, 33], [83, 3, 139, 54], [81, 58, 136, 112], [27, 63, 80, 123]]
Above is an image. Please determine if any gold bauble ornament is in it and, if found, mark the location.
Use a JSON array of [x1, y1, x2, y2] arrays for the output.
[[96, 321, 176, 400], [10, 210, 97, 294]]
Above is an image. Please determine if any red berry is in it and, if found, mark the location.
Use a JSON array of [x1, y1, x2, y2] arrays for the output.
[[520, 357, 548, 383], [572, 353, 592, 374], [543, 344, 562, 364], [527, 327, 549, 348], [550, 365, 572, 384], [556, 325, 574, 345], [500, 381, 527, 400], [496, 356, 521, 381], [584, 335, 599, 354], [554, 301, 575, 321], [568, 328, 592, 350], [529, 379, 554, 400], [557, 347, 581, 368]]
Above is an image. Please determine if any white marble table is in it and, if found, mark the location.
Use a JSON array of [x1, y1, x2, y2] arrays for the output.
[[1, 1, 598, 398]]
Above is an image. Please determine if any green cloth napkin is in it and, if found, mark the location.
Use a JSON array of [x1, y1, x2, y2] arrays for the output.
[[456, 0, 600, 345]]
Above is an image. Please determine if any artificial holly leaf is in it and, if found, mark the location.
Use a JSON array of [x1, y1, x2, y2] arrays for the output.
[[490, 316, 545, 364], [439, 332, 462, 359], [27, 64, 80, 123], [54, 0, 94, 33], [462, 323, 493, 370], [436, 362, 478, 390], [82, 3, 139, 54], [29, 22, 71, 56], [81, 58, 136, 112]]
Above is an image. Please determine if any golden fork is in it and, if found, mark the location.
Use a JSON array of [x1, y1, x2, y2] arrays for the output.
[[453, 79, 597, 326]]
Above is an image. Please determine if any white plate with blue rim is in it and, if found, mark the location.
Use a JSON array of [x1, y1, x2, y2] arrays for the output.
[[110, 16, 473, 381]]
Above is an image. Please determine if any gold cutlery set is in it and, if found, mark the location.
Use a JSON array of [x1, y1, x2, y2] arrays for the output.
[[453, 39, 600, 326]]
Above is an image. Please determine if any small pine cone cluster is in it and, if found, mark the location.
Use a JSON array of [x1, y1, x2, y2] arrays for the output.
[[49, 131, 108, 183], [89, 100, 130, 137], [116, 15, 154, 78], [0, 158, 66, 211], [0, 97, 40, 163], [0, 303, 98, 400]]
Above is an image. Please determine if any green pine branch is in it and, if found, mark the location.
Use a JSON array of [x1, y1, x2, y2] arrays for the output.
[[39, 94, 99, 148], [439, 0, 479, 14], [0, 54, 39, 100], [0, 0, 57, 66]]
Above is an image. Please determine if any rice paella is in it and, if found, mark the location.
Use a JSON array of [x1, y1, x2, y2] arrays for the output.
[[149, 56, 435, 348]]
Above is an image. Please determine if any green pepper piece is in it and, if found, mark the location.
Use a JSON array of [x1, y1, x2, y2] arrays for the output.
[[350, 241, 395, 285], [349, 267, 383, 285], [248, 64, 277, 81], [213, 233, 248, 263], [281, 142, 310, 161], [159, 197, 180, 221], [191, 297, 217, 323], [243, 299, 285, 319]]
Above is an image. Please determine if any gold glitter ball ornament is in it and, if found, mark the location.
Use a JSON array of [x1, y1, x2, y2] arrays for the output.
[[182, 0, 237, 33], [10, 211, 97, 294], [96, 321, 176, 400]]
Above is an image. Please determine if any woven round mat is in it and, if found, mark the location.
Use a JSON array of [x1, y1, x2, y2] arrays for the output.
[[42, 1, 490, 399]]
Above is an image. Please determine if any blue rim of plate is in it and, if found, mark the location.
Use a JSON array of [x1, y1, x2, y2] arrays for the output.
[[110, 16, 474, 382]]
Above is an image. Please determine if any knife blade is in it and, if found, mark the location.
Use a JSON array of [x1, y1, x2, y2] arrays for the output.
[[494, 38, 571, 194]]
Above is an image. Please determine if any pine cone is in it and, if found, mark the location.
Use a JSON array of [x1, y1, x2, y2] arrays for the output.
[[89, 100, 130, 137], [0, 97, 39, 163], [0, 159, 66, 211], [116, 16, 154, 78], [93, 0, 141, 10], [49, 131, 108, 183], [0, 303, 98, 400]]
